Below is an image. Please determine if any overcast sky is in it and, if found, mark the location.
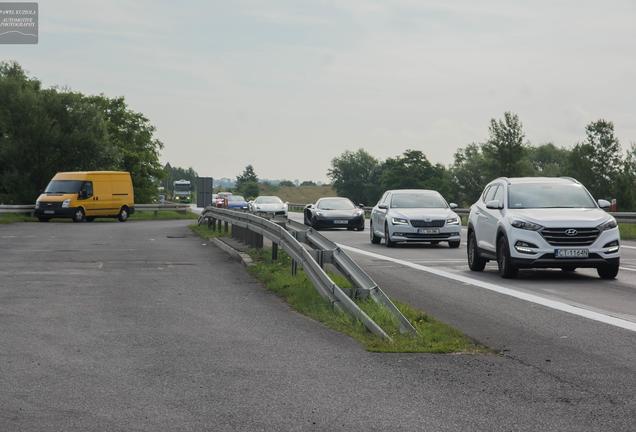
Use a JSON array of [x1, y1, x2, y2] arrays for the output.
[[4, 0, 636, 181]]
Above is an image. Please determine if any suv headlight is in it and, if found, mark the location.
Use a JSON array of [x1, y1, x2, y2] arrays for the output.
[[446, 216, 460, 225], [61, 199, 71, 208], [392, 217, 409, 225], [511, 219, 543, 231], [598, 219, 618, 231], [35, 200, 40, 209]]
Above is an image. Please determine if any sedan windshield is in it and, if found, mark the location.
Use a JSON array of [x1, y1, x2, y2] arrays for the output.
[[44, 180, 83, 194], [391, 193, 447, 208], [318, 198, 354, 210], [508, 183, 596, 209], [255, 196, 282, 204]]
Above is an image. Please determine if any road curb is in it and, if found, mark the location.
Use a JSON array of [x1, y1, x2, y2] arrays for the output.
[[212, 238, 254, 267]]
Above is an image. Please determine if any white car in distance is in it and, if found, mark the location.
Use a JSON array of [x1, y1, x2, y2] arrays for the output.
[[249, 196, 288, 217], [370, 189, 461, 248]]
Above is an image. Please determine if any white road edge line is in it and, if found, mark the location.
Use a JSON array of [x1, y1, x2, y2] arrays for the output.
[[621, 245, 636, 250], [620, 267, 636, 272], [337, 244, 636, 333]]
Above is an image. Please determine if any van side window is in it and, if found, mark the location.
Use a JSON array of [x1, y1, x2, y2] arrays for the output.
[[80, 181, 93, 199]]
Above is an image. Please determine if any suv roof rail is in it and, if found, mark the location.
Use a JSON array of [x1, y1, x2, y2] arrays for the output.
[[560, 176, 580, 184], [494, 176, 510, 184]]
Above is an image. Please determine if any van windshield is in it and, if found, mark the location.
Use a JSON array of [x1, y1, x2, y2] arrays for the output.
[[44, 180, 83, 194]]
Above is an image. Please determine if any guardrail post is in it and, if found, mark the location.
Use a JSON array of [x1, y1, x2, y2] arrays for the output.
[[217, 219, 222, 232], [224, 221, 228, 233], [291, 259, 298, 276], [272, 243, 278, 260], [207, 217, 213, 230]]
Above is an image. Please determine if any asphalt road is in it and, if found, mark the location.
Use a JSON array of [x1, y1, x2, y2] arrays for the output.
[[1, 220, 634, 431]]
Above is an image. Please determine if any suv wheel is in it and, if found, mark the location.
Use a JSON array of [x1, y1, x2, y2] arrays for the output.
[[597, 262, 619, 280], [467, 231, 486, 271], [448, 240, 460, 249], [497, 236, 518, 278], [370, 222, 381, 244]]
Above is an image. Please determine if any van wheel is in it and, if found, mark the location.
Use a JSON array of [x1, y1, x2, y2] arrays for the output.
[[85, 217, 95, 222], [118, 207, 129, 222], [72, 208, 85, 223]]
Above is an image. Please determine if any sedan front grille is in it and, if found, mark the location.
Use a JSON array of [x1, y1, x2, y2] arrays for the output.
[[410, 219, 445, 228], [540, 227, 600, 246]]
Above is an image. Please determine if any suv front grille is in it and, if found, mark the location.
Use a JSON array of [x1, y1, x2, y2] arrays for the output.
[[410, 219, 445, 228], [540, 227, 600, 246]]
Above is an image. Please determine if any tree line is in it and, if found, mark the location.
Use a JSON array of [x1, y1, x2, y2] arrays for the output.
[[328, 112, 636, 210], [0, 62, 164, 204]]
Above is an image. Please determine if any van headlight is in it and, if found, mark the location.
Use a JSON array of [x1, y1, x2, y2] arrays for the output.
[[598, 219, 618, 231], [61, 199, 71, 208], [392, 217, 409, 225]]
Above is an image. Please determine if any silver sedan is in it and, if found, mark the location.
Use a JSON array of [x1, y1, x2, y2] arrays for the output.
[[370, 189, 461, 248]]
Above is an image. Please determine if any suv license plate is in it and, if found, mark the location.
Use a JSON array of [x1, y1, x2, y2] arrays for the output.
[[418, 228, 440, 234], [555, 249, 589, 258], [334, 220, 348, 224], [44, 210, 54, 214]]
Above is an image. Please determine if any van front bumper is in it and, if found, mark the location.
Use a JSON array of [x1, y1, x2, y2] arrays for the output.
[[34, 207, 76, 218]]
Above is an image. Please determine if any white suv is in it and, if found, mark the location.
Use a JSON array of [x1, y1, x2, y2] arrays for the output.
[[467, 177, 620, 279]]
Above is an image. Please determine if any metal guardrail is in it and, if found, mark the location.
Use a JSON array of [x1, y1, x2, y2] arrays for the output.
[[0, 203, 191, 214], [199, 207, 417, 340], [287, 203, 636, 223]]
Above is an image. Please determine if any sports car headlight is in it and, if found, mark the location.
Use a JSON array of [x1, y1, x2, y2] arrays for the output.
[[392, 217, 408, 225], [511, 219, 543, 231], [446, 216, 460, 225], [316, 211, 323, 216], [598, 219, 618, 231], [61, 199, 71, 208]]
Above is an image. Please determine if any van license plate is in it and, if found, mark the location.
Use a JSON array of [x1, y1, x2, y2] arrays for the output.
[[44, 210, 54, 214], [334, 220, 348, 224], [418, 228, 439, 234], [555, 249, 589, 258]]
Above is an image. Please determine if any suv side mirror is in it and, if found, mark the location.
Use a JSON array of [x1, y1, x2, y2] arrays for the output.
[[598, 199, 611, 209], [486, 199, 503, 210], [378, 204, 388, 210], [449, 203, 458, 209]]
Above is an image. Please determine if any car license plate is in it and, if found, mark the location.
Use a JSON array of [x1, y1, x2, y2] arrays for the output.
[[44, 210, 54, 214], [555, 249, 589, 258], [417, 228, 439, 234], [334, 220, 348, 224]]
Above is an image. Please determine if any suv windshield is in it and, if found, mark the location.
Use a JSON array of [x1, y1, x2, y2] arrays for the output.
[[508, 183, 596, 209], [318, 198, 354, 210], [44, 180, 83, 194], [228, 195, 245, 202], [391, 193, 447, 209], [255, 196, 282, 204]]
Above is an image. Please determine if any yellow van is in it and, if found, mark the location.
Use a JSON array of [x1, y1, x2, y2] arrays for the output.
[[34, 171, 135, 222]]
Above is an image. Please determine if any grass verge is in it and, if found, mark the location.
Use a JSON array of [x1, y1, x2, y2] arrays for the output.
[[189, 223, 230, 239], [0, 210, 198, 224], [619, 223, 636, 240], [246, 248, 487, 353]]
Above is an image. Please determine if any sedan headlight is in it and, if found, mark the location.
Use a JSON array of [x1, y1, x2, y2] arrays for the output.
[[392, 217, 409, 225], [598, 218, 618, 231], [511, 219, 543, 231], [446, 216, 460, 225], [61, 199, 71, 208]]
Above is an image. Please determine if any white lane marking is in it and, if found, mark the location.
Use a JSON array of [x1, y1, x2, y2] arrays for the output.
[[622, 245, 636, 250], [620, 267, 636, 272], [337, 244, 636, 332]]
